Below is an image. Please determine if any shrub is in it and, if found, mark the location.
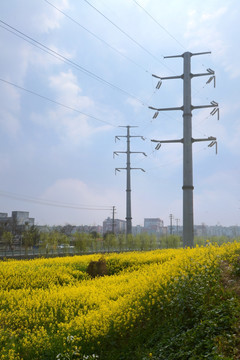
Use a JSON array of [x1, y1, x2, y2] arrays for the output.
[[86, 257, 108, 278]]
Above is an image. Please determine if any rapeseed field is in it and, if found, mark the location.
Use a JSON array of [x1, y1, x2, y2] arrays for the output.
[[0, 243, 240, 360]]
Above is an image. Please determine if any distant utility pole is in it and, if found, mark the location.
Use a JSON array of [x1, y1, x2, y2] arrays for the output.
[[114, 126, 146, 236], [112, 206, 116, 234], [169, 213, 173, 234], [176, 218, 180, 235], [149, 51, 219, 248]]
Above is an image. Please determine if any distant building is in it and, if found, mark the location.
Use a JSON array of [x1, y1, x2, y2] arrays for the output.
[[132, 225, 144, 235], [0, 211, 35, 234], [103, 217, 126, 235], [0, 213, 8, 223], [144, 218, 164, 235]]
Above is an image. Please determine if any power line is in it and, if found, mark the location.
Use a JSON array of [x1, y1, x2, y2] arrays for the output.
[[43, 0, 150, 74], [133, 3, 212, 100], [0, 190, 112, 211], [0, 77, 115, 127], [82, 0, 173, 72], [0, 19, 147, 105], [132, 0, 186, 50]]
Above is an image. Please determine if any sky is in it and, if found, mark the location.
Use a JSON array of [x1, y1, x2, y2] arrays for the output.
[[0, 0, 239, 228]]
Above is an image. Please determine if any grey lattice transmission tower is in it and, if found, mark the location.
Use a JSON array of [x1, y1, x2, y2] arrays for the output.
[[149, 51, 219, 248], [114, 126, 146, 235]]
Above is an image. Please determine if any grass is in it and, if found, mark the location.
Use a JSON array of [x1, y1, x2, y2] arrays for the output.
[[107, 258, 240, 360]]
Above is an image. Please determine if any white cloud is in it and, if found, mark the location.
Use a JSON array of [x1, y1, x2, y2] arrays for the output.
[[195, 191, 236, 225], [49, 70, 93, 109], [200, 7, 227, 21], [184, 3, 240, 79], [0, 154, 10, 176], [27, 44, 75, 70], [30, 70, 115, 144], [26, 0, 70, 34], [126, 97, 143, 112], [39, 178, 121, 225], [0, 82, 21, 137]]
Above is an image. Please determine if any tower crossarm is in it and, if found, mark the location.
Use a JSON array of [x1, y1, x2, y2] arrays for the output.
[[130, 151, 147, 156], [191, 72, 214, 78], [149, 105, 183, 112], [151, 138, 183, 144], [192, 136, 218, 154], [192, 102, 219, 119], [115, 167, 126, 175], [192, 136, 216, 143], [130, 168, 145, 172], [151, 138, 183, 150], [115, 167, 145, 173], [192, 102, 218, 110], [113, 151, 125, 158], [114, 151, 146, 157], [152, 74, 183, 80]]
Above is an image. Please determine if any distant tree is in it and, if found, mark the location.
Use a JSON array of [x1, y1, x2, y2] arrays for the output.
[[126, 234, 136, 251], [0, 223, 8, 238], [22, 230, 34, 255], [30, 225, 40, 246], [56, 232, 70, 253], [149, 234, 157, 250], [103, 233, 117, 252], [162, 235, 181, 249], [60, 224, 75, 236], [90, 231, 100, 239], [73, 232, 88, 253], [40, 232, 50, 254], [140, 233, 150, 251], [21, 225, 40, 254], [2, 231, 13, 252], [160, 235, 167, 249], [117, 234, 126, 252], [171, 235, 181, 248]]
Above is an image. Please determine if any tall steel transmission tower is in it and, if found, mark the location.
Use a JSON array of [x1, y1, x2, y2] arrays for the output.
[[149, 51, 219, 248], [114, 126, 146, 235]]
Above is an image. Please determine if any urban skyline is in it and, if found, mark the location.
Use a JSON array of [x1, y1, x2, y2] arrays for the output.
[[1, 210, 240, 232]]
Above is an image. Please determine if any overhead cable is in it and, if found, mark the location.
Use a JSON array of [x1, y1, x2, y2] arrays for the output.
[[43, 0, 150, 74], [0, 77, 115, 127], [0, 19, 147, 106], [132, 0, 186, 50], [82, 0, 174, 72], [0, 190, 112, 210]]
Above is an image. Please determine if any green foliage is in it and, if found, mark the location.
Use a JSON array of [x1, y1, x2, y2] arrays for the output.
[[56, 335, 99, 360], [1, 231, 13, 249], [160, 235, 181, 249], [90, 231, 101, 239], [40, 230, 68, 254], [99, 259, 240, 360], [21, 226, 40, 254], [149, 234, 157, 250], [117, 234, 126, 252], [73, 232, 88, 253], [103, 233, 117, 252]]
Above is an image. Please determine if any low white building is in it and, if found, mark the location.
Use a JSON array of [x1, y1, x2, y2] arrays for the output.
[[103, 217, 126, 235], [144, 218, 164, 235]]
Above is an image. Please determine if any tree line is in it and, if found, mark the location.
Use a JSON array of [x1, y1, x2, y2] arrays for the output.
[[0, 224, 239, 257]]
